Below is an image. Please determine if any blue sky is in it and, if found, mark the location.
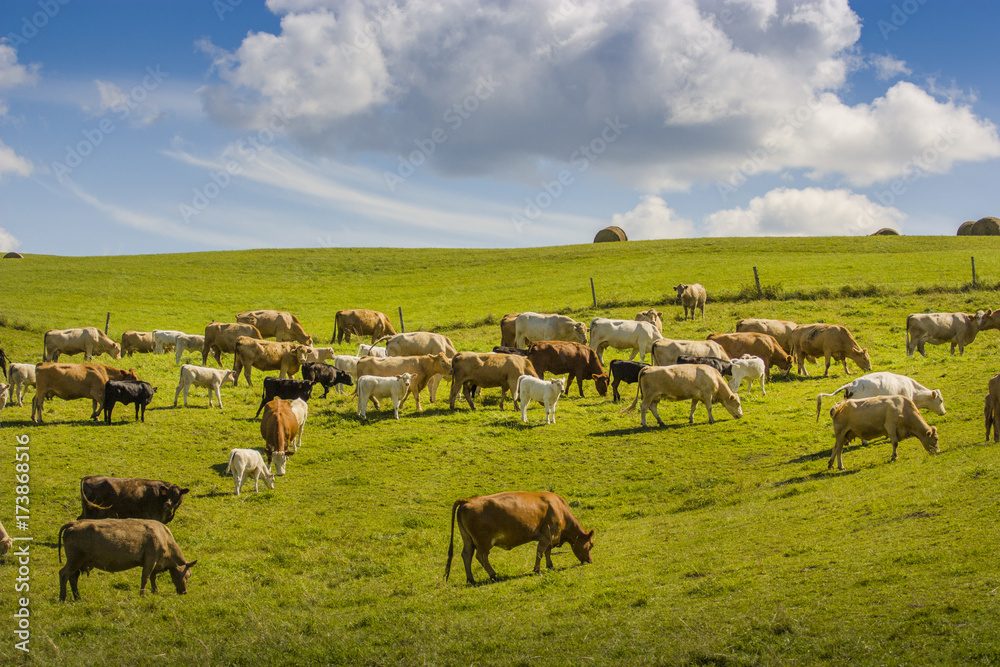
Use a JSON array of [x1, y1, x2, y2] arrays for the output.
[[1, 0, 998, 255]]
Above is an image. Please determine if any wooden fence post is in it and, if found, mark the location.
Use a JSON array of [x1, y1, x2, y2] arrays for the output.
[[972, 256, 977, 288], [590, 278, 597, 308], [398, 307, 405, 333], [105, 312, 111, 334], [753, 267, 762, 299]]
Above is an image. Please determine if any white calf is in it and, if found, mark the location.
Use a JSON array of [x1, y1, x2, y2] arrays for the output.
[[174, 364, 237, 408], [333, 355, 360, 394], [152, 329, 186, 354], [226, 448, 275, 496], [357, 373, 412, 420], [515, 375, 565, 424], [289, 398, 308, 451], [0, 383, 8, 422], [174, 334, 205, 364], [729, 355, 767, 395], [8, 363, 36, 407], [357, 344, 387, 358]]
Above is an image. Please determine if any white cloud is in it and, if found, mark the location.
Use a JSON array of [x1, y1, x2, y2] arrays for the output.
[[87, 80, 164, 127], [0, 43, 38, 89], [705, 187, 904, 237], [0, 225, 20, 252], [0, 140, 32, 179], [871, 54, 910, 81], [611, 195, 694, 240]]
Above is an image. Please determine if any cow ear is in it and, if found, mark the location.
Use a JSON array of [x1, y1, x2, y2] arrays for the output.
[[587, 530, 595, 539], [184, 560, 198, 568], [180, 488, 189, 496]]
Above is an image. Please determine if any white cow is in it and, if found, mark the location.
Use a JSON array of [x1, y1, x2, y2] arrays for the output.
[[226, 448, 275, 496], [296, 346, 337, 364], [729, 355, 767, 395], [174, 334, 205, 364], [152, 330, 186, 354], [289, 398, 308, 451], [816, 371, 947, 421], [357, 373, 413, 420], [513, 312, 588, 349], [651, 339, 730, 366], [174, 364, 237, 408], [589, 318, 663, 364], [515, 375, 565, 424], [904, 311, 1000, 357], [356, 344, 387, 358], [8, 363, 36, 407], [331, 355, 360, 394]]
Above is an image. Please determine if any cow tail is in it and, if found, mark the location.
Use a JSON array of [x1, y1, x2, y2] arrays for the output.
[[58, 523, 68, 563], [226, 449, 235, 475], [905, 314, 912, 351], [815, 387, 848, 422], [42, 331, 49, 362], [515, 375, 524, 403], [445, 499, 466, 581], [620, 368, 646, 414], [372, 335, 392, 348], [331, 316, 338, 345]]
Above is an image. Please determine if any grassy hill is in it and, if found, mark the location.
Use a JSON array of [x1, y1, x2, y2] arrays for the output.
[[1, 237, 1000, 665]]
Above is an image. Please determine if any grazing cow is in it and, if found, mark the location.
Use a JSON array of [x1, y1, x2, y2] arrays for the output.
[[332, 309, 397, 344], [356, 343, 386, 358], [260, 397, 298, 476], [985, 373, 1000, 442], [674, 283, 707, 320], [905, 310, 1000, 357], [609, 359, 649, 403], [499, 312, 521, 347], [32, 363, 138, 423], [526, 341, 608, 397], [357, 373, 413, 420], [43, 327, 122, 362], [301, 362, 353, 398], [449, 352, 537, 410], [635, 308, 663, 333], [588, 318, 663, 364], [356, 353, 453, 411], [173, 364, 236, 409], [233, 337, 308, 387], [79, 476, 189, 523], [729, 355, 767, 395], [202, 322, 263, 366], [816, 371, 946, 422], [624, 364, 742, 426], [492, 345, 529, 357], [787, 324, 871, 377], [173, 334, 205, 364], [8, 362, 35, 407], [445, 491, 594, 584], [514, 312, 588, 349], [827, 395, 939, 470], [675, 354, 733, 377], [0, 521, 11, 556], [736, 318, 798, 352], [707, 332, 792, 377], [103, 380, 156, 424], [58, 519, 197, 600], [121, 331, 155, 357], [515, 375, 565, 424], [289, 398, 308, 450], [236, 310, 313, 345], [373, 331, 458, 402], [226, 448, 275, 496], [254, 377, 315, 418], [652, 339, 730, 366], [152, 330, 186, 354], [296, 346, 337, 364]]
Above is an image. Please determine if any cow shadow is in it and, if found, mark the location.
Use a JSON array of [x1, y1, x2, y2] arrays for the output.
[[209, 462, 231, 477], [786, 439, 879, 465], [589, 422, 692, 436], [774, 468, 859, 487]]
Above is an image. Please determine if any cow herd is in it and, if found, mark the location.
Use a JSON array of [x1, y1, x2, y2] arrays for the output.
[[3, 298, 999, 594]]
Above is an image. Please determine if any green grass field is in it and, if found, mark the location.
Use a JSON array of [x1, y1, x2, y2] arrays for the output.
[[2, 237, 1000, 666]]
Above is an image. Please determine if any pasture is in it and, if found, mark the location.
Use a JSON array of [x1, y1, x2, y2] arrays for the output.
[[1, 236, 1000, 665]]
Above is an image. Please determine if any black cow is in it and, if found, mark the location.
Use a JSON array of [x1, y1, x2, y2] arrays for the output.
[[492, 346, 528, 357], [675, 354, 733, 376], [78, 475, 188, 523], [0, 348, 7, 378], [609, 359, 650, 403], [103, 380, 155, 424], [255, 377, 315, 418], [300, 362, 353, 398]]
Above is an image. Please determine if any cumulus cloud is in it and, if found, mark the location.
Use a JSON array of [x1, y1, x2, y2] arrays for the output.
[[0, 226, 19, 252], [0, 43, 36, 178], [705, 187, 904, 237], [0, 141, 32, 179], [611, 195, 694, 240], [871, 54, 910, 81]]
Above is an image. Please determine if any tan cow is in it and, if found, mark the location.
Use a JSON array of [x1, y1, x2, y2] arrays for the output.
[[514, 312, 588, 349], [260, 397, 298, 476], [355, 353, 453, 411], [43, 327, 121, 362], [32, 363, 138, 423], [674, 283, 707, 320], [373, 331, 458, 402], [827, 395, 939, 470], [121, 331, 155, 357], [905, 310, 1000, 357], [985, 373, 1000, 442], [445, 491, 594, 584], [232, 337, 307, 387], [448, 352, 537, 410], [499, 312, 521, 347], [202, 322, 263, 366], [735, 318, 798, 352], [623, 364, 742, 426], [634, 308, 663, 333], [706, 332, 792, 376], [332, 309, 397, 344], [651, 339, 729, 366], [236, 310, 312, 345], [787, 324, 871, 377]]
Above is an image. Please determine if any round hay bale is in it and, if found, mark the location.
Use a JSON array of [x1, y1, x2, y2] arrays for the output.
[[594, 226, 627, 243], [972, 217, 1000, 236], [870, 228, 900, 236], [3, 251, 22, 258], [957, 221, 976, 236]]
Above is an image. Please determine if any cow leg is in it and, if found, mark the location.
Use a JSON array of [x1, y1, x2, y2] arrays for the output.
[[140, 562, 153, 595], [69, 570, 82, 601], [460, 539, 476, 585], [535, 529, 554, 572], [576, 373, 585, 398], [612, 379, 620, 403], [59, 566, 71, 601], [842, 358, 851, 375], [215, 386, 224, 409], [627, 347, 638, 362], [705, 398, 715, 424], [393, 397, 401, 420], [427, 374, 441, 403], [689, 399, 698, 424], [760, 373, 766, 396], [449, 379, 463, 410], [649, 400, 665, 427], [31, 395, 42, 423], [173, 384, 183, 407], [234, 469, 243, 496], [547, 399, 556, 424], [521, 397, 530, 423], [476, 548, 498, 581]]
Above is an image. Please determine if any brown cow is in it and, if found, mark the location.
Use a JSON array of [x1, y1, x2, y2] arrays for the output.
[[58, 519, 197, 600], [355, 353, 453, 411], [828, 395, 939, 470], [499, 312, 521, 347], [121, 331, 155, 356], [635, 308, 663, 333], [445, 491, 594, 584], [448, 352, 537, 410], [735, 318, 798, 352], [236, 310, 313, 345], [332, 309, 397, 344], [623, 364, 742, 426], [32, 363, 138, 423], [372, 332, 458, 402], [260, 397, 298, 476], [232, 337, 307, 387], [526, 341, 608, 397], [985, 373, 1000, 442], [674, 283, 707, 320], [905, 310, 1000, 357], [706, 332, 792, 376], [202, 322, 263, 366], [79, 476, 189, 524], [787, 323, 871, 377]]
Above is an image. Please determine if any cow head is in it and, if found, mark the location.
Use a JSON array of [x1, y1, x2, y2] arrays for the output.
[[431, 353, 453, 376], [777, 353, 793, 373], [854, 348, 873, 371], [296, 347, 315, 364], [674, 284, 687, 298], [592, 373, 609, 397], [223, 370, 237, 385], [110, 342, 122, 360], [979, 309, 1000, 331], [572, 323, 588, 346], [551, 378, 566, 394], [158, 484, 190, 523], [168, 560, 198, 595], [572, 530, 595, 565], [124, 369, 139, 381], [261, 465, 276, 490], [335, 370, 354, 387], [723, 391, 743, 420], [272, 450, 290, 476], [922, 426, 940, 454], [928, 389, 946, 416]]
